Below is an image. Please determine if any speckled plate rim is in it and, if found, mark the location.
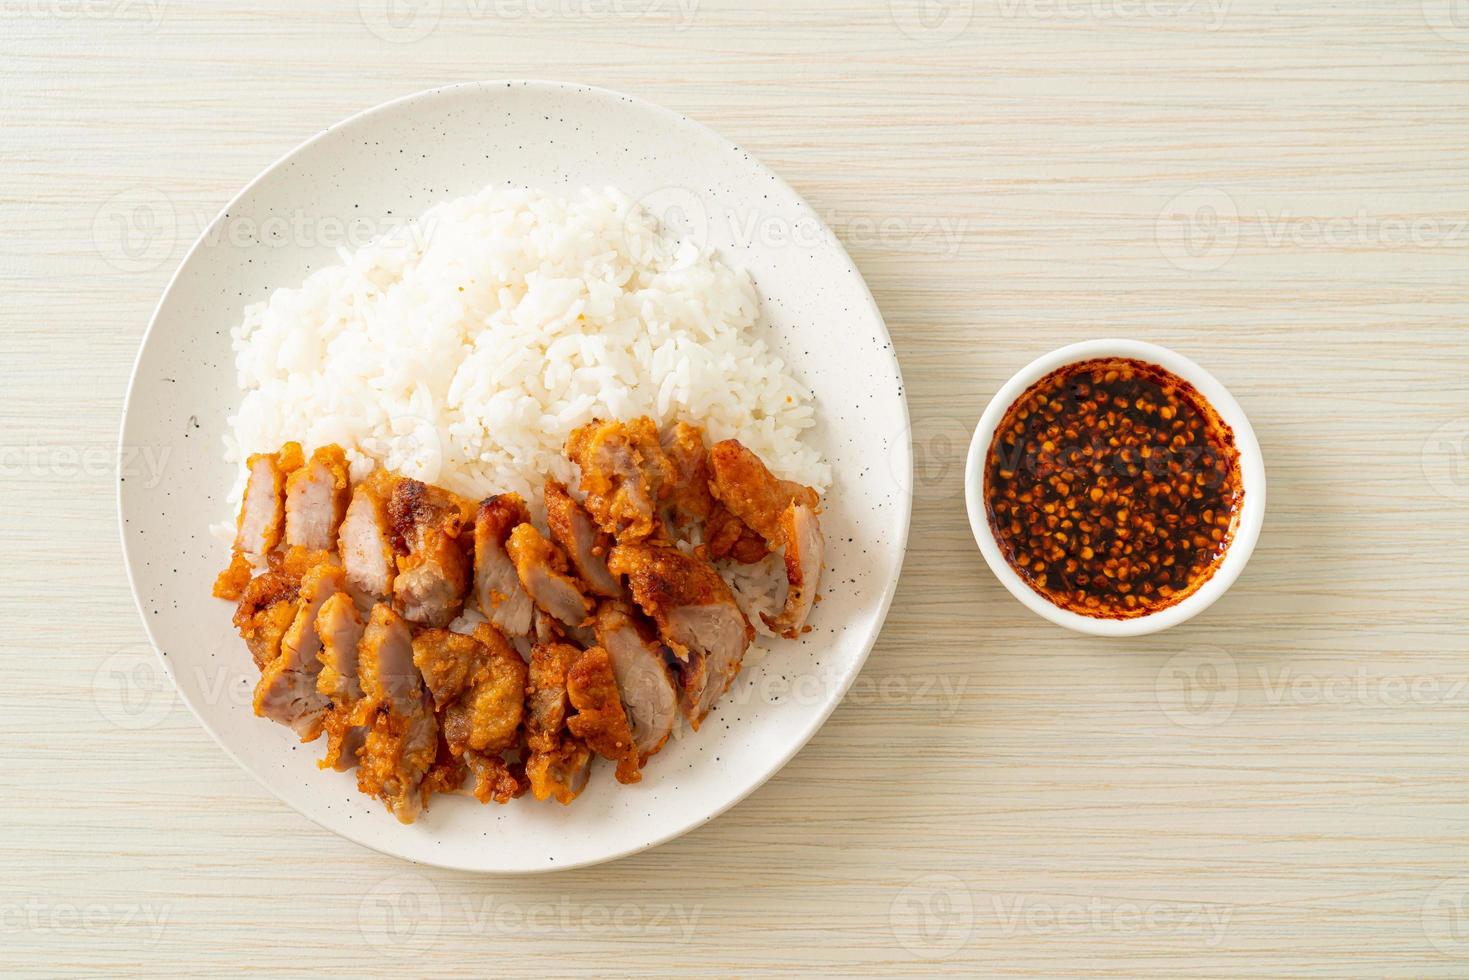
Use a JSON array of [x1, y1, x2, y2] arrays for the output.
[[964, 339, 1265, 637], [116, 80, 911, 873]]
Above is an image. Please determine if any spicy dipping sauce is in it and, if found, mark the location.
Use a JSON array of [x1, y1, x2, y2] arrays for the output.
[[983, 357, 1243, 620]]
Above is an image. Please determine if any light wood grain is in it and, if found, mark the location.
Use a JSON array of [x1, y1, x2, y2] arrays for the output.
[[3, 1, 1469, 975]]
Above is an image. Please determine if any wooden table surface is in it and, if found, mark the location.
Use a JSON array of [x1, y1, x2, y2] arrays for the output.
[[4, 2, 1468, 976]]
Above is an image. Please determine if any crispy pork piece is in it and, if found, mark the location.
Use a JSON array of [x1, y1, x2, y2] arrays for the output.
[[315, 591, 366, 704], [607, 542, 754, 730], [233, 444, 300, 556], [524, 642, 592, 805], [442, 625, 528, 804], [267, 544, 331, 580], [419, 738, 469, 809], [440, 624, 527, 755], [318, 710, 366, 774], [212, 551, 254, 601], [544, 480, 620, 597], [357, 704, 438, 825], [411, 628, 489, 711], [354, 603, 420, 722], [284, 444, 350, 551], [708, 438, 825, 637], [389, 478, 474, 627], [233, 569, 301, 670], [565, 417, 674, 542], [315, 592, 367, 771], [253, 563, 343, 739], [338, 470, 398, 604], [593, 601, 676, 762], [567, 645, 641, 785], [762, 503, 825, 638], [354, 603, 437, 823], [507, 523, 593, 628], [412, 624, 527, 804], [705, 503, 770, 564], [661, 425, 767, 562], [473, 494, 535, 637], [707, 439, 819, 545], [660, 421, 716, 529], [463, 752, 526, 805]]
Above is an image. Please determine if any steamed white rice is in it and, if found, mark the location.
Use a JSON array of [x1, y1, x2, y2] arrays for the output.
[[216, 184, 828, 535]]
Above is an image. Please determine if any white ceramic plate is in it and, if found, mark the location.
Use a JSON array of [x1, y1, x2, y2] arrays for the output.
[[118, 81, 910, 873]]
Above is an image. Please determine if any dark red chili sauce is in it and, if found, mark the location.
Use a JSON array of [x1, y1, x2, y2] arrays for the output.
[[984, 357, 1243, 619]]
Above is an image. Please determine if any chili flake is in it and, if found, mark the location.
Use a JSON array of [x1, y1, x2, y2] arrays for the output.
[[984, 357, 1243, 619]]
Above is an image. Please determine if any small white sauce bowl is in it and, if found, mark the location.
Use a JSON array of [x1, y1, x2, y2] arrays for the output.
[[964, 339, 1266, 637]]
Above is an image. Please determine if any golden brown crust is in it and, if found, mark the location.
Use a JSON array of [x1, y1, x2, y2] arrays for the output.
[[356, 708, 437, 824], [524, 642, 592, 805], [566, 646, 641, 785], [661, 421, 716, 528], [317, 707, 361, 772], [232, 569, 301, 669], [418, 737, 469, 810], [544, 480, 620, 598], [412, 628, 487, 711], [704, 502, 770, 564], [212, 551, 254, 600], [707, 438, 819, 546], [606, 541, 753, 657], [216, 424, 824, 819], [439, 624, 527, 758], [566, 416, 674, 542], [464, 751, 527, 804], [507, 522, 593, 627], [388, 478, 474, 626]]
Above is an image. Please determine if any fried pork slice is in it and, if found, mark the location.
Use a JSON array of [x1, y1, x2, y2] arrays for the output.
[[412, 627, 487, 710], [358, 703, 438, 825], [315, 592, 367, 771], [660, 421, 716, 530], [410, 624, 528, 804], [314, 591, 365, 704], [607, 542, 754, 730], [707, 439, 819, 545], [353, 603, 437, 822], [565, 417, 674, 542], [233, 443, 300, 556], [442, 625, 529, 804], [524, 642, 592, 805], [233, 569, 301, 670], [567, 645, 641, 785], [606, 542, 753, 662], [284, 444, 350, 551], [763, 503, 825, 638], [473, 494, 535, 637], [419, 737, 469, 809], [662, 425, 766, 563], [593, 601, 676, 762], [440, 624, 527, 753], [705, 503, 770, 564], [544, 480, 620, 598], [338, 470, 398, 604], [389, 478, 474, 627], [354, 604, 420, 722], [507, 523, 593, 628], [253, 563, 343, 739], [708, 438, 826, 637]]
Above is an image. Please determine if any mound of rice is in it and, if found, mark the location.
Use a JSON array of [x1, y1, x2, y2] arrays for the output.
[[217, 184, 828, 533]]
